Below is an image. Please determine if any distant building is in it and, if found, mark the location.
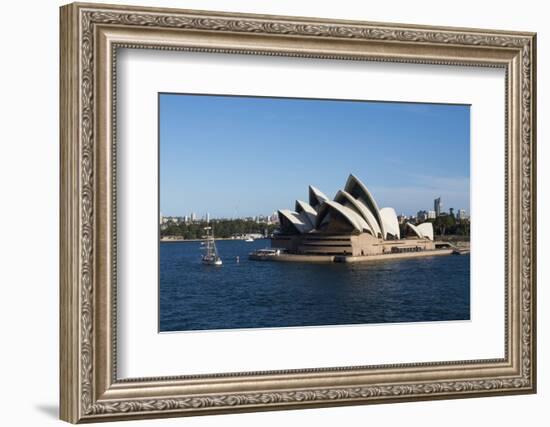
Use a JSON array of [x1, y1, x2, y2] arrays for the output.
[[434, 197, 442, 217], [206, 212, 210, 223], [269, 212, 279, 224], [449, 207, 455, 217], [427, 210, 436, 219], [191, 212, 197, 222], [417, 210, 428, 222], [457, 209, 468, 220]]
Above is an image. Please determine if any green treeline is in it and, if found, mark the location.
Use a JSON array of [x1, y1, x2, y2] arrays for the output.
[[161, 219, 278, 239], [430, 215, 470, 237]]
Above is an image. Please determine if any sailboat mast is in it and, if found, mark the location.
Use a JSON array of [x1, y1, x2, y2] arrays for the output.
[[201, 224, 222, 265], [212, 227, 218, 256]]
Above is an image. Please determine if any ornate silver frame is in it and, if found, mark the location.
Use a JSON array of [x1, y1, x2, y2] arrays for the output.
[[60, 2, 537, 423]]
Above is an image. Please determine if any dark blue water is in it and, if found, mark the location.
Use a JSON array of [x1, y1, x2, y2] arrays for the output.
[[159, 239, 470, 332]]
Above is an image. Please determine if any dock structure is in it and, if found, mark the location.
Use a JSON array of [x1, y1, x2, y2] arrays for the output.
[[249, 246, 467, 264]]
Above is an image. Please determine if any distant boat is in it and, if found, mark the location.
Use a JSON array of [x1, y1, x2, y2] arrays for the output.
[[201, 227, 222, 266], [245, 236, 254, 242], [248, 248, 282, 260]]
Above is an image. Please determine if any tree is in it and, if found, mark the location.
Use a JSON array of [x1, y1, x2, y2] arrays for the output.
[[160, 219, 278, 239]]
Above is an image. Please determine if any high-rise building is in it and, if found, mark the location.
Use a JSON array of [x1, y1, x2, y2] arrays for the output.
[[427, 210, 436, 219], [449, 207, 454, 217], [434, 197, 442, 217], [206, 212, 210, 223], [457, 209, 467, 220]]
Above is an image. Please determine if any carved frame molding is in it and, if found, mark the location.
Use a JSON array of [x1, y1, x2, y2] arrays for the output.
[[60, 2, 536, 423]]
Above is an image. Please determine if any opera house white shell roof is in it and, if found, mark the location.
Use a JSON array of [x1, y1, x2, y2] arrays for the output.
[[308, 185, 329, 212], [380, 207, 400, 240], [317, 200, 371, 234], [277, 174, 433, 241], [406, 222, 434, 241], [344, 174, 386, 238], [295, 200, 317, 228], [334, 190, 380, 238], [278, 209, 313, 234]]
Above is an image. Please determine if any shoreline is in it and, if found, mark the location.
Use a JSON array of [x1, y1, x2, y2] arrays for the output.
[[161, 236, 470, 243], [160, 237, 268, 243]]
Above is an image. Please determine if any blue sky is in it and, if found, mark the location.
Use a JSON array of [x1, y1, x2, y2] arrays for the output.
[[160, 93, 470, 218]]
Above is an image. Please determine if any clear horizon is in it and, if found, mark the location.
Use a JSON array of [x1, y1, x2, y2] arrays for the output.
[[160, 94, 470, 218]]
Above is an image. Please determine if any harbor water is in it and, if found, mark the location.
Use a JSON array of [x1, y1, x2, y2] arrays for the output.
[[159, 239, 470, 332]]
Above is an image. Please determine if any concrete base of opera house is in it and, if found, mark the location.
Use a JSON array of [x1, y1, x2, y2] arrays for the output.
[[249, 247, 459, 263], [271, 233, 445, 256], [248, 232, 470, 263]]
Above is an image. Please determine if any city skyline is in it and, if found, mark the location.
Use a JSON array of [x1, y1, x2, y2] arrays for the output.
[[161, 194, 469, 223], [160, 94, 470, 218]]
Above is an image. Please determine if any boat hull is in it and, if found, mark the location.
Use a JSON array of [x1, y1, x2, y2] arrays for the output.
[[202, 257, 222, 266]]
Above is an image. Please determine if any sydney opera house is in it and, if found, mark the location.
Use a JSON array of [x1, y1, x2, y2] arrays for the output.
[[272, 174, 436, 257]]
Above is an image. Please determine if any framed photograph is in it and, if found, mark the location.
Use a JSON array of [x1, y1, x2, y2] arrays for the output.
[[60, 2, 537, 423]]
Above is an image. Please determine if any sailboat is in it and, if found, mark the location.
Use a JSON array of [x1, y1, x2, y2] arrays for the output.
[[201, 226, 222, 266]]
